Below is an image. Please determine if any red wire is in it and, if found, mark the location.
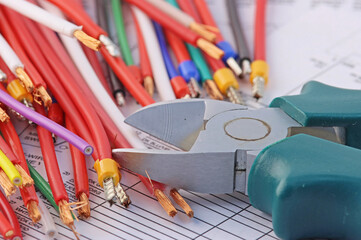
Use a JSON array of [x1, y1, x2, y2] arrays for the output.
[[125, 0, 200, 46], [0, 57, 16, 83], [132, 11, 153, 79], [34, 102, 69, 204], [0, 210, 14, 239], [45, 0, 106, 38], [101, 47, 155, 106], [0, 9, 44, 88], [0, 191, 22, 239], [178, 0, 203, 23], [48, 103, 64, 126], [193, 0, 223, 43], [25, 19, 111, 161], [164, 30, 191, 63], [66, 116, 89, 199], [2, 8, 48, 88], [180, 0, 224, 72], [81, 45, 113, 97], [0, 131, 20, 165], [254, 0, 267, 60], [35, 23, 130, 149]]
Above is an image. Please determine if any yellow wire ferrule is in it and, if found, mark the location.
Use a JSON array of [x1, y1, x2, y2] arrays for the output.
[[0, 150, 22, 186], [7, 79, 33, 102], [94, 158, 120, 187], [250, 60, 269, 84], [213, 68, 239, 95]]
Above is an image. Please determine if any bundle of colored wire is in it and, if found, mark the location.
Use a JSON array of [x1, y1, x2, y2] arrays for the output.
[[132, 9, 154, 97], [250, 0, 269, 99], [154, 22, 190, 99], [226, 0, 252, 76], [0, 0, 100, 50], [100, 0, 127, 105], [35, 18, 130, 150], [0, 118, 41, 223], [27, 162, 59, 212], [0, 210, 14, 239], [125, 0, 224, 59], [164, 29, 202, 98], [66, 116, 90, 219], [183, 0, 244, 105], [0, 87, 92, 154], [131, 7, 176, 101], [34, 102, 77, 233], [0, 34, 34, 92], [145, 0, 216, 42], [0, 190, 21, 239], [194, 0, 243, 77], [171, 0, 222, 100], [40, 0, 154, 106], [37, 194, 58, 239], [112, 0, 133, 66]]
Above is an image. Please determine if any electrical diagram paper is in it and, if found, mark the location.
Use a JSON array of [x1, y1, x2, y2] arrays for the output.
[[8, 120, 278, 240]]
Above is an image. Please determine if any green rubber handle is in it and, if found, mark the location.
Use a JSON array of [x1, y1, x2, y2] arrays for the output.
[[248, 134, 361, 240], [270, 81, 361, 149]]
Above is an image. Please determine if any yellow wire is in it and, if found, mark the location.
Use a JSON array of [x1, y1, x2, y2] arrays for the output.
[[0, 150, 22, 186]]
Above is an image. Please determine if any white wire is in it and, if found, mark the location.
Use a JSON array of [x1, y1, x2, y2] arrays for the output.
[[145, 0, 193, 27], [0, 34, 24, 74], [132, 6, 176, 101], [37, 194, 58, 239], [39, 0, 145, 148], [0, 0, 81, 37]]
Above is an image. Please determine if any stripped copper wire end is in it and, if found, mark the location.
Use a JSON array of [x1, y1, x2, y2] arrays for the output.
[[77, 192, 91, 219], [144, 76, 155, 97], [189, 22, 216, 42], [27, 200, 41, 223], [154, 189, 177, 217], [73, 30, 101, 51], [14, 164, 33, 187], [204, 80, 223, 100], [0, 107, 10, 123], [59, 200, 80, 240], [33, 86, 52, 108], [14, 67, 34, 93], [0, 170, 16, 197], [170, 189, 194, 218], [196, 39, 224, 60]]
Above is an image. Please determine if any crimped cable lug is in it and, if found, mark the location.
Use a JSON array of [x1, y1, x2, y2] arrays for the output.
[[103, 177, 116, 206], [252, 76, 265, 99], [226, 57, 242, 78], [0, 69, 6, 82], [8, 108, 26, 122], [115, 91, 125, 107], [227, 86, 245, 105], [187, 78, 202, 98], [114, 182, 131, 208], [240, 58, 252, 77], [99, 35, 121, 57]]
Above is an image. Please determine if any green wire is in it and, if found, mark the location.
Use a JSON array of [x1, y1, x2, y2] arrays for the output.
[[111, 0, 134, 66], [27, 161, 59, 212], [165, 0, 213, 83]]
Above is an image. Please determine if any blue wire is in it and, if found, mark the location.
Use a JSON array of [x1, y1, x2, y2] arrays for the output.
[[153, 21, 179, 79]]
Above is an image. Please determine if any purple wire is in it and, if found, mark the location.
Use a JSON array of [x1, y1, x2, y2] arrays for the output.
[[0, 89, 93, 155]]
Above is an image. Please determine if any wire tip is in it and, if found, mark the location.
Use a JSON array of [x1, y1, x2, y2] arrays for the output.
[[227, 86, 245, 105], [189, 22, 217, 42], [252, 76, 265, 99], [15, 164, 33, 187], [27, 201, 41, 223], [78, 193, 91, 219], [204, 80, 223, 100], [154, 189, 177, 217], [170, 189, 194, 218], [73, 30, 101, 51], [144, 76, 155, 97], [196, 39, 224, 60]]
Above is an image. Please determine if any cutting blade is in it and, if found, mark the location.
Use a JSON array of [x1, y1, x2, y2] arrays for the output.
[[125, 99, 246, 151]]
